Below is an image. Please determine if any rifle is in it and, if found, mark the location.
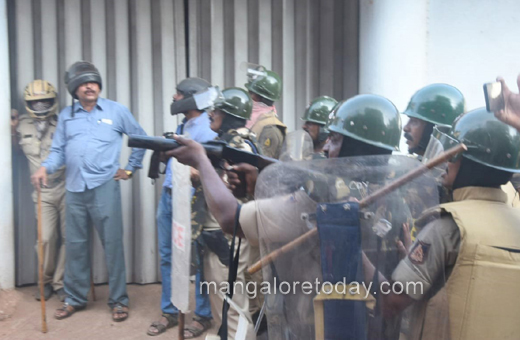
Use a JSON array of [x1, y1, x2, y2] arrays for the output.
[[128, 134, 278, 187]]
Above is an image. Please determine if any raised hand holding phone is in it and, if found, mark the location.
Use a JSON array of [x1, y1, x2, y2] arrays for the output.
[[492, 75, 520, 131]]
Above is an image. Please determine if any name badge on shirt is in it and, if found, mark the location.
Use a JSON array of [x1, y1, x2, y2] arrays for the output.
[[101, 118, 113, 125]]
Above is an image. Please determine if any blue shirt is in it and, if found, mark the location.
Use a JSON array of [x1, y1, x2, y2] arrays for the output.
[[163, 111, 217, 188], [42, 97, 147, 192]]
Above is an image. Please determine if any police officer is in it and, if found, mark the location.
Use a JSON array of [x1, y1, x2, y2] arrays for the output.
[[209, 87, 258, 153], [245, 68, 287, 159], [148, 77, 216, 336], [164, 94, 407, 339], [200, 87, 258, 339], [167, 93, 403, 237], [378, 108, 520, 339], [15, 80, 66, 301], [403, 84, 464, 158], [301, 96, 337, 155]]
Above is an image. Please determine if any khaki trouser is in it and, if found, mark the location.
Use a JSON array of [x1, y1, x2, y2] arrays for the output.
[[203, 238, 255, 340], [32, 182, 66, 291], [245, 244, 264, 316]]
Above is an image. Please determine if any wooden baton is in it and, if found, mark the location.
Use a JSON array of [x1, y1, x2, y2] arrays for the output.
[[37, 190, 48, 333], [247, 143, 467, 275]]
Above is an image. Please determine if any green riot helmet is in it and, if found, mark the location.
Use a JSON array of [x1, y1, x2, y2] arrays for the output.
[[436, 107, 520, 172], [326, 94, 402, 151], [404, 83, 465, 127], [301, 96, 338, 125], [214, 87, 253, 120], [245, 69, 282, 102]]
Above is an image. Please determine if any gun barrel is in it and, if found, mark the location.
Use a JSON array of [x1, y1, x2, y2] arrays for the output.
[[128, 134, 278, 171], [128, 135, 180, 151]]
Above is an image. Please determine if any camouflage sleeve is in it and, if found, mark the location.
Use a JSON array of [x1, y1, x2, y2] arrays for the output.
[[510, 173, 520, 190], [391, 215, 460, 300], [257, 125, 284, 159]]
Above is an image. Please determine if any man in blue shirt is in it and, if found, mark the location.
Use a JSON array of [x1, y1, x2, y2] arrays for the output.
[[31, 61, 147, 322], [147, 78, 216, 337]]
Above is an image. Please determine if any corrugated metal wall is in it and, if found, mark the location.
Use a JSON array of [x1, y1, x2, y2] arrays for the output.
[[9, 0, 359, 286]]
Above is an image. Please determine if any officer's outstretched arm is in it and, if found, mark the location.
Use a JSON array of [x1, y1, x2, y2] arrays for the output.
[[362, 252, 415, 319], [165, 134, 242, 236]]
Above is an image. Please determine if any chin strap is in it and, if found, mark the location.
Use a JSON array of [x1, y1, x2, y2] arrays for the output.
[[71, 97, 75, 118]]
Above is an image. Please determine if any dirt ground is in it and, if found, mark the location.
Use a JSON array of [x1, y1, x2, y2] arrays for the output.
[[0, 283, 216, 340]]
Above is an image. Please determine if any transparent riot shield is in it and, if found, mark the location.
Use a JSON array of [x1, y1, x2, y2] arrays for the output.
[[252, 155, 446, 340], [421, 125, 460, 206], [422, 126, 456, 179], [279, 130, 315, 162]]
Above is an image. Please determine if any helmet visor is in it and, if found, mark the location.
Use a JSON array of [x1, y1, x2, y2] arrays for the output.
[[422, 126, 462, 180], [240, 62, 267, 83], [27, 99, 55, 117], [193, 86, 224, 110]]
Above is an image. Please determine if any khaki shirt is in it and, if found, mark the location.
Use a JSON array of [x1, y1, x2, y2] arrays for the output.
[[17, 114, 66, 190], [392, 214, 460, 300], [239, 191, 317, 247], [250, 110, 286, 159], [239, 191, 321, 339]]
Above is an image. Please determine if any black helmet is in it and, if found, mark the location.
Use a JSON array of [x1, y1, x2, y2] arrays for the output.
[[176, 77, 211, 98], [65, 61, 102, 99], [170, 77, 213, 116]]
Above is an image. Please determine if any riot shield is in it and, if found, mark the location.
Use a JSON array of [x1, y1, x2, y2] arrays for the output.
[[170, 158, 192, 313], [422, 126, 456, 180], [279, 130, 315, 162], [253, 155, 445, 340]]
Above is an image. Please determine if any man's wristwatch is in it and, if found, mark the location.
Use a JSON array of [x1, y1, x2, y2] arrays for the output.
[[125, 170, 133, 178]]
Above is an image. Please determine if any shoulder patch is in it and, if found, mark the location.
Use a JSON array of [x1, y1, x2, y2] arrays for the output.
[[408, 240, 431, 265], [264, 138, 271, 147]]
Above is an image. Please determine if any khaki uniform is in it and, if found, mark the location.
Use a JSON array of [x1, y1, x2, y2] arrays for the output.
[[393, 187, 520, 340], [239, 191, 322, 339], [250, 110, 286, 159], [17, 114, 66, 290], [201, 128, 258, 339]]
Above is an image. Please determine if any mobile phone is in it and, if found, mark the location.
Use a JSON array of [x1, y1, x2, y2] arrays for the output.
[[483, 82, 505, 112]]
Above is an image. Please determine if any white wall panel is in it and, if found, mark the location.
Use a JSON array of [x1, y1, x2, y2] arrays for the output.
[[15, 0, 33, 109], [113, 0, 134, 282], [233, 0, 247, 87], [257, 0, 272, 71], [63, 0, 82, 104], [211, 0, 224, 87], [161, 0, 179, 134], [0, 0, 14, 290], [281, 0, 296, 131], [41, 0, 58, 88], [132, 0, 158, 282]]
